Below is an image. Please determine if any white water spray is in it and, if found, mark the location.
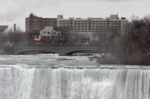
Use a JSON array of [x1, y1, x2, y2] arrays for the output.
[[0, 67, 150, 99]]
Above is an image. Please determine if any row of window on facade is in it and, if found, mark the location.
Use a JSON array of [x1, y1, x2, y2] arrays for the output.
[[58, 23, 116, 25]]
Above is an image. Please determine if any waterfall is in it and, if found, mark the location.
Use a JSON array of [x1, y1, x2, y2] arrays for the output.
[[0, 67, 150, 99]]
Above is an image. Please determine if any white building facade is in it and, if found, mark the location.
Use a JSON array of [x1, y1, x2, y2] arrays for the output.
[[34, 26, 62, 42]]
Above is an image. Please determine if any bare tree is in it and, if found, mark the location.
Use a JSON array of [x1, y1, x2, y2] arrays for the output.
[[119, 17, 150, 64]]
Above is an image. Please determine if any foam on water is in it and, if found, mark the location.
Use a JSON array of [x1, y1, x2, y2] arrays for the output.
[[0, 55, 149, 99], [0, 67, 149, 99]]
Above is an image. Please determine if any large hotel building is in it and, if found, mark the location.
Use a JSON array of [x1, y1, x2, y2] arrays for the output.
[[26, 13, 57, 33], [26, 13, 128, 35]]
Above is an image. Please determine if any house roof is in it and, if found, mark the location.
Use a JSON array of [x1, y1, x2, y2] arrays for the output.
[[0, 25, 8, 32]]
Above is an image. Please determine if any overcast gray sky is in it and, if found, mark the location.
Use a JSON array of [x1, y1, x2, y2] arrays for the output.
[[0, 0, 150, 31]]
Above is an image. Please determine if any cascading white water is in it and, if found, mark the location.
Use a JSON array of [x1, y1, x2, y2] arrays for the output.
[[0, 67, 150, 99]]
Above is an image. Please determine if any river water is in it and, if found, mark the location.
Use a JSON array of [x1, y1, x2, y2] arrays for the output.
[[0, 54, 150, 99]]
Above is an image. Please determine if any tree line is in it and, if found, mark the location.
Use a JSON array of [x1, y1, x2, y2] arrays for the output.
[[97, 17, 150, 65]]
